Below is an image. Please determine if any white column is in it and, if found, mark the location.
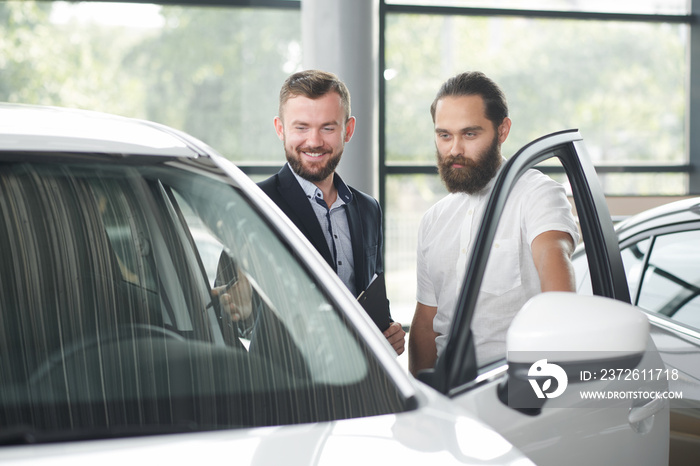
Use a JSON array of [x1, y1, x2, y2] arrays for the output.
[[302, 0, 379, 198]]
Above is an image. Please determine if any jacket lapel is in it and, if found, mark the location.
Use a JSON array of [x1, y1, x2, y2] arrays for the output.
[[276, 165, 335, 267]]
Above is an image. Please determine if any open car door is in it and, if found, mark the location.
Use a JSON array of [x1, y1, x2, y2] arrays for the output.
[[417, 130, 671, 466]]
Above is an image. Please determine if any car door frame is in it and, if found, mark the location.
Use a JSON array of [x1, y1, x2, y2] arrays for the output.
[[418, 129, 630, 393]]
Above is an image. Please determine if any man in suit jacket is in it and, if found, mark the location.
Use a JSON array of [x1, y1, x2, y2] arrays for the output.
[[258, 69, 405, 355]]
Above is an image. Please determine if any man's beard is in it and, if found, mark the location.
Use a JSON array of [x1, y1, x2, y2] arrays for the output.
[[437, 135, 502, 194], [285, 144, 342, 183]]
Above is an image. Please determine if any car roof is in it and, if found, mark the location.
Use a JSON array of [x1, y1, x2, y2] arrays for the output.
[[614, 196, 700, 238], [0, 103, 202, 158]]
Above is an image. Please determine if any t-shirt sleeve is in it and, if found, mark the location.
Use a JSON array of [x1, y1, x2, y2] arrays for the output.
[[523, 176, 580, 247]]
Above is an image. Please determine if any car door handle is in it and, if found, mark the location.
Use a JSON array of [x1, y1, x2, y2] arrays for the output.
[[628, 397, 666, 425]]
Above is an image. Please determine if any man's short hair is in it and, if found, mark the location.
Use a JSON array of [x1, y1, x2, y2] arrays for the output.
[[279, 70, 351, 122], [430, 71, 508, 128]]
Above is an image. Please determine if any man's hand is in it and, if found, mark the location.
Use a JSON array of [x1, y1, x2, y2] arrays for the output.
[[383, 321, 406, 356], [211, 270, 254, 322]]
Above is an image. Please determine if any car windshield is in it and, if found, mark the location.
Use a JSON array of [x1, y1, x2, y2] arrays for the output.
[[0, 159, 407, 444]]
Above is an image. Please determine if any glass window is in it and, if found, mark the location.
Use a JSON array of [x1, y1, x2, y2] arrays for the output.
[[638, 231, 700, 330], [0, 1, 301, 164], [384, 13, 686, 195], [384, 0, 689, 15], [0, 160, 407, 441]]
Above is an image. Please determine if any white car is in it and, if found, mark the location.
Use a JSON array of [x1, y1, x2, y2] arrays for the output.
[[0, 104, 670, 465]]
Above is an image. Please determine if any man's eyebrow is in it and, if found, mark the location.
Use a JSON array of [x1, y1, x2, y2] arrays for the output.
[[434, 125, 484, 133], [289, 120, 340, 127], [460, 125, 484, 133]]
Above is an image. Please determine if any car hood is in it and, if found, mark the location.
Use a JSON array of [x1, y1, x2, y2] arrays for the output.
[[0, 389, 532, 466]]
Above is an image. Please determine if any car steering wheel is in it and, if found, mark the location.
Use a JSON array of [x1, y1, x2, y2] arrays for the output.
[[28, 323, 185, 385]]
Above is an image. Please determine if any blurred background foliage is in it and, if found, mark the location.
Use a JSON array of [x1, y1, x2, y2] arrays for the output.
[[385, 14, 685, 168], [0, 1, 300, 163]]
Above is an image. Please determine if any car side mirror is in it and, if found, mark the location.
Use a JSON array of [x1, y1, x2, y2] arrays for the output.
[[499, 292, 650, 413]]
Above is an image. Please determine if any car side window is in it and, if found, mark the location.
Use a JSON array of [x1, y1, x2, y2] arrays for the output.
[[637, 231, 700, 330], [620, 237, 651, 303], [0, 162, 410, 440]]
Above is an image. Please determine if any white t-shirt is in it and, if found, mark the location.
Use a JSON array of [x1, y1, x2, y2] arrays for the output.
[[416, 166, 580, 365]]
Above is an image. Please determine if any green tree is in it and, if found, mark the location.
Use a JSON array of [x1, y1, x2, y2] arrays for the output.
[[1, 2, 301, 163], [0, 1, 144, 115], [122, 6, 300, 162]]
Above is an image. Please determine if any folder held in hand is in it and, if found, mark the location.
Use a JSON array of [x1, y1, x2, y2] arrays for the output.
[[356, 272, 392, 331]]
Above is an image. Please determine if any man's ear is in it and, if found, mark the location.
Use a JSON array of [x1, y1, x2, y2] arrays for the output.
[[273, 116, 285, 141], [498, 117, 512, 143], [344, 116, 356, 143]]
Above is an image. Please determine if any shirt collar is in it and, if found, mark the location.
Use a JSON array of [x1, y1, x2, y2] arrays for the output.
[[287, 162, 353, 205]]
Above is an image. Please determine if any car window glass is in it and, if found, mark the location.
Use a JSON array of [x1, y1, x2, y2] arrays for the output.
[[167, 181, 375, 384], [638, 231, 700, 330], [0, 161, 407, 441], [620, 237, 651, 303], [93, 179, 159, 292]]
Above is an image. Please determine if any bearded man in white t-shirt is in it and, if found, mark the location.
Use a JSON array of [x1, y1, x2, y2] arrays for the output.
[[408, 72, 580, 375]]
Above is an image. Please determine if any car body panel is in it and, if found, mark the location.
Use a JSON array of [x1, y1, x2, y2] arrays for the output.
[[0, 103, 198, 157], [0, 404, 530, 466], [614, 198, 700, 240], [457, 343, 669, 466]]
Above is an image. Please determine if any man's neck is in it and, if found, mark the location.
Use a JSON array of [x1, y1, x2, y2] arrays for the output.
[[314, 174, 337, 206]]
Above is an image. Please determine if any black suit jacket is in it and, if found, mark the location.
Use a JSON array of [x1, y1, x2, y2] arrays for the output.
[[258, 164, 383, 297]]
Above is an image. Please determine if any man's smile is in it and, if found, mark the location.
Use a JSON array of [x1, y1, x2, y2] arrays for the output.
[[299, 147, 331, 160]]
